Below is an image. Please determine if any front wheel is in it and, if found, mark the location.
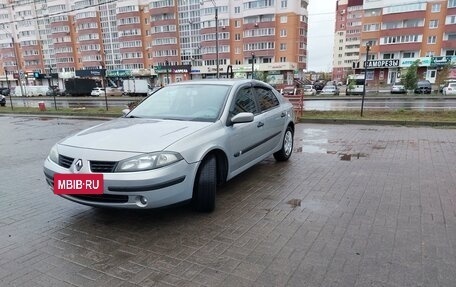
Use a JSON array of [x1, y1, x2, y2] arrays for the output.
[[274, 126, 294, 161], [192, 154, 217, 212]]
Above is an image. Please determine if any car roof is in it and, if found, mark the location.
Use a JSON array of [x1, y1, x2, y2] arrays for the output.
[[169, 79, 267, 88]]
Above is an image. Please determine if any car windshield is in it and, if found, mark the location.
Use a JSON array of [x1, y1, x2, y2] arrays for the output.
[[128, 84, 230, 122]]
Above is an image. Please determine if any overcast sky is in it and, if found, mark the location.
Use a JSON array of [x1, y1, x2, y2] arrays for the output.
[[307, 0, 337, 72]]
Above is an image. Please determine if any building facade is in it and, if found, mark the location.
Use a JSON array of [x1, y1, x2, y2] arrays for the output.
[[333, 0, 456, 85], [0, 0, 309, 90]]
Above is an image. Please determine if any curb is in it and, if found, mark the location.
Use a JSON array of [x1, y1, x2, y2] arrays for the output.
[[300, 118, 456, 127]]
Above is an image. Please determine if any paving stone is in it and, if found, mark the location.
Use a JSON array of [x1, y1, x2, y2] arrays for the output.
[[2, 119, 456, 286]]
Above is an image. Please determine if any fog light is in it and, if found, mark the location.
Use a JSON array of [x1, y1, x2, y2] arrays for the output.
[[139, 196, 147, 205]]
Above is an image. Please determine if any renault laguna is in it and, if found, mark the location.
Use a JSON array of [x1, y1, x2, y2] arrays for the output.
[[43, 79, 295, 212]]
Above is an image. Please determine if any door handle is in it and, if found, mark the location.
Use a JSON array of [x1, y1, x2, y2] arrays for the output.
[[257, 122, 264, 128], [281, 112, 286, 118]]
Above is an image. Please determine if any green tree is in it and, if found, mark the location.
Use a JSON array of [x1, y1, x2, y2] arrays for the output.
[[401, 60, 419, 91], [255, 71, 268, 83], [436, 63, 451, 92]]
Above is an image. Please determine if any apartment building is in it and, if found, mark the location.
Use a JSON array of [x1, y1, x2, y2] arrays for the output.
[[0, 0, 308, 89], [333, 0, 456, 85], [332, 0, 363, 82]]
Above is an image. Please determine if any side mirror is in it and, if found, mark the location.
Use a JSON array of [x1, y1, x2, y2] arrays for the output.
[[122, 109, 130, 116], [230, 112, 254, 124]]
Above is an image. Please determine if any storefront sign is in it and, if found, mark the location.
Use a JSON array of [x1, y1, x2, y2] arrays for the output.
[[400, 57, 431, 67], [154, 65, 191, 74], [431, 56, 452, 67], [131, 69, 151, 77], [75, 69, 106, 77], [365, 59, 400, 68], [106, 69, 131, 77]]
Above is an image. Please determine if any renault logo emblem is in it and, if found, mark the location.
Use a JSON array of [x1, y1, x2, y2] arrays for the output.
[[75, 159, 83, 171]]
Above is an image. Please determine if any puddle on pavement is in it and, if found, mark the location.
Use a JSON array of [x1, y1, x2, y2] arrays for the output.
[[300, 129, 329, 154], [299, 145, 327, 154], [339, 152, 369, 161], [340, 153, 352, 161], [372, 145, 386, 150], [287, 199, 302, 208], [359, 128, 378, 131]]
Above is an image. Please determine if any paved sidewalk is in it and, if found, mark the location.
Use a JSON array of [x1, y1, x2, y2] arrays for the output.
[[1, 118, 456, 286]]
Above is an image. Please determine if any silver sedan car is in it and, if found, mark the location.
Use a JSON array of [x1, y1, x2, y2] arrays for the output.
[[43, 79, 295, 212]]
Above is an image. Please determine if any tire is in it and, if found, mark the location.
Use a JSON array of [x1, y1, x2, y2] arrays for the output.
[[274, 126, 294, 161], [192, 154, 217, 212]]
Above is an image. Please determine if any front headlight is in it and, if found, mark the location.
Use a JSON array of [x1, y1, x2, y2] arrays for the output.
[[48, 145, 59, 164], [115, 152, 183, 172]]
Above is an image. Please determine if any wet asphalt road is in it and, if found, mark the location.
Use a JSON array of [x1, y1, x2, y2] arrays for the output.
[[1, 116, 456, 286]]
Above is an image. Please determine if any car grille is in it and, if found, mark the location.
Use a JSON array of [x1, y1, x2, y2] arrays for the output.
[[58, 155, 74, 168], [90, 161, 117, 173], [71, 194, 128, 203]]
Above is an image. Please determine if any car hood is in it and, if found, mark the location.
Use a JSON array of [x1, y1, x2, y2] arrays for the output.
[[60, 118, 212, 153]]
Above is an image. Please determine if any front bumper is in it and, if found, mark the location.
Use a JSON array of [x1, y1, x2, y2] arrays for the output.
[[43, 157, 198, 209]]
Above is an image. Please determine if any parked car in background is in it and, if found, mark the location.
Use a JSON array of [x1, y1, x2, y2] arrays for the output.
[[303, 85, 316, 96], [414, 80, 432, 94], [43, 79, 295, 212], [0, 87, 11, 96], [442, 82, 456, 96], [281, 86, 296, 95], [313, 81, 326, 93], [320, 85, 340, 95], [91, 87, 123, 97], [391, 84, 406, 94], [46, 86, 63, 97], [0, 95, 5, 106]]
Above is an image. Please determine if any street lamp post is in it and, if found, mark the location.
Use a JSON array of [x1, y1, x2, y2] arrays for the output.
[[10, 36, 25, 98], [251, 53, 255, 79], [98, 50, 108, 111], [360, 41, 372, 117], [4, 67, 13, 110], [202, 0, 219, 78], [48, 65, 57, 110], [165, 59, 170, 85]]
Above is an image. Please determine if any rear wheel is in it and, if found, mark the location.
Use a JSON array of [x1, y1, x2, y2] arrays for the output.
[[274, 126, 294, 161], [192, 154, 217, 212]]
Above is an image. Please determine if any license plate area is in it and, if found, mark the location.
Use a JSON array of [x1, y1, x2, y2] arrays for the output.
[[54, 173, 104, 195]]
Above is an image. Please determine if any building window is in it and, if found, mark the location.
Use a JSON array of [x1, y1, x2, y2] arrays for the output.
[[235, 6, 240, 13], [431, 3, 441, 12], [382, 53, 395, 59], [235, 33, 241, 40], [281, 0, 287, 8], [402, 52, 416, 58], [428, 36, 437, 44], [429, 20, 438, 28], [280, 29, 287, 37], [446, 15, 456, 24], [280, 16, 287, 23], [280, 43, 286, 50], [448, 33, 456, 40], [425, 51, 435, 57], [446, 50, 456, 56], [280, 56, 286, 62], [235, 20, 240, 28], [449, 0, 456, 8], [363, 23, 380, 32]]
